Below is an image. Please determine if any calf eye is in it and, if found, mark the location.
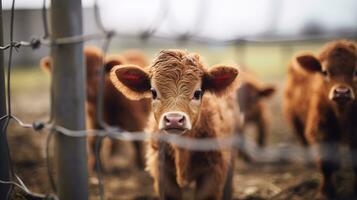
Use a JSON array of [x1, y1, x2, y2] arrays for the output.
[[193, 90, 202, 100], [322, 70, 329, 77], [151, 89, 157, 99], [354, 71, 357, 77]]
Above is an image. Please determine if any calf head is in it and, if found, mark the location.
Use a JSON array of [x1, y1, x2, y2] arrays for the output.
[[86, 49, 127, 86], [110, 49, 239, 135], [238, 82, 275, 114], [296, 40, 357, 106], [40, 46, 127, 101]]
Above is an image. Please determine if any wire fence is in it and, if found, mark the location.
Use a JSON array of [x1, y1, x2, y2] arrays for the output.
[[0, 0, 356, 199]]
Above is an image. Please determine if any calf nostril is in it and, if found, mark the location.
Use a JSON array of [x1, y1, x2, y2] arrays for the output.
[[164, 116, 170, 123], [178, 116, 185, 124]]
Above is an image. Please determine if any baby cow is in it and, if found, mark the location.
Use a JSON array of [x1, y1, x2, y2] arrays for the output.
[[110, 50, 240, 199], [41, 47, 150, 171], [284, 40, 357, 199], [237, 71, 275, 161]]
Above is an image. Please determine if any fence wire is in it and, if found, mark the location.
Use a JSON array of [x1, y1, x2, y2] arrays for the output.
[[0, 0, 356, 200]]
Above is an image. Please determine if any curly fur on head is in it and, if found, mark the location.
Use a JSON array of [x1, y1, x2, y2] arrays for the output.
[[110, 49, 240, 101], [150, 49, 240, 97]]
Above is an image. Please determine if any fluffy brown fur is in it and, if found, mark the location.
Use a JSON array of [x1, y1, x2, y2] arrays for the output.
[[122, 49, 149, 67], [283, 40, 357, 199], [41, 46, 151, 171], [110, 49, 240, 199], [237, 70, 275, 161], [283, 57, 313, 147]]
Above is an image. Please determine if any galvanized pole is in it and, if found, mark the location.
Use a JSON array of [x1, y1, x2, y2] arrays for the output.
[[51, 0, 88, 199], [0, 0, 11, 198]]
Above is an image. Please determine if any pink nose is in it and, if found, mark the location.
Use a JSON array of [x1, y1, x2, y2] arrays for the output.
[[332, 86, 353, 103], [163, 113, 186, 129]]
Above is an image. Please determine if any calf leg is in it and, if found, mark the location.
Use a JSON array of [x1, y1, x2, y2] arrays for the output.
[[222, 154, 235, 200], [350, 147, 357, 197], [349, 135, 357, 197], [257, 117, 267, 148], [133, 141, 145, 169], [306, 109, 341, 199], [293, 117, 314, 166], [156, 144, 182, 200], [108, 134, 145, 169], [316, 142, 339, 199], [293, 117, 308, 146], [195, 164, 227, 200], [155, 169, 182, 200], [237, 131, 252, 162]]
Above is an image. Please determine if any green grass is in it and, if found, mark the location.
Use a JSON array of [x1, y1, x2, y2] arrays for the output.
[[9, 66, 50, 94], [9, 42, 325, 93]]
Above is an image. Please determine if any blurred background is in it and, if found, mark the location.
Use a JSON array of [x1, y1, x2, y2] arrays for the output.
[[2, 0, 357, 199], [2, 0, 357, 67]]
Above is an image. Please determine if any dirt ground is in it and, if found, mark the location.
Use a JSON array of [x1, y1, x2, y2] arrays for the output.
[[4, 70, 356, 200]]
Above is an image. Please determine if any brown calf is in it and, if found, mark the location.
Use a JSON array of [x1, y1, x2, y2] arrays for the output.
[[41, 46, 151, 171], [237, 70, 275, 161], [110, 49, 240, 199], [284, 40, 357, 199]]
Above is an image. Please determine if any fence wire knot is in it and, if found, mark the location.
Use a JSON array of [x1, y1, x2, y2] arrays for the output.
[[32, 121, 45, 131], [30, 38, 42, 49]]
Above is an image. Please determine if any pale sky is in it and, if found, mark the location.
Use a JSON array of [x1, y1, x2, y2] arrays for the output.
[[3, 0, 357, 40]]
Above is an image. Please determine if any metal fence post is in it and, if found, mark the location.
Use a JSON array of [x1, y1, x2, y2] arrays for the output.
[[50, 0, 88, 199], [0, 1, 11, 198]]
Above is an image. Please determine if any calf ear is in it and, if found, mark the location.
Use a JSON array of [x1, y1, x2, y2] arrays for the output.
[[40, 56, 52, 73], [296, 53, 322, 72], [259, 86, 275, 98], [110, 65, 151, 100], [105, 55, 127, 73], [203, 65, 239, 96]]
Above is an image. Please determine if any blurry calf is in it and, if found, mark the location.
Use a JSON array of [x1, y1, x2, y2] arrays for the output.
[[237, 71, 275, 161], [284, 40, 357, 199], [41, 46, 151, 171]]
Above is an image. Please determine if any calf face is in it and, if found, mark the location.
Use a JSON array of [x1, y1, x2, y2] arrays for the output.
[[110, 49, 239, 135], [238, 82, 275, 114], [296, 41, 357, 106]]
